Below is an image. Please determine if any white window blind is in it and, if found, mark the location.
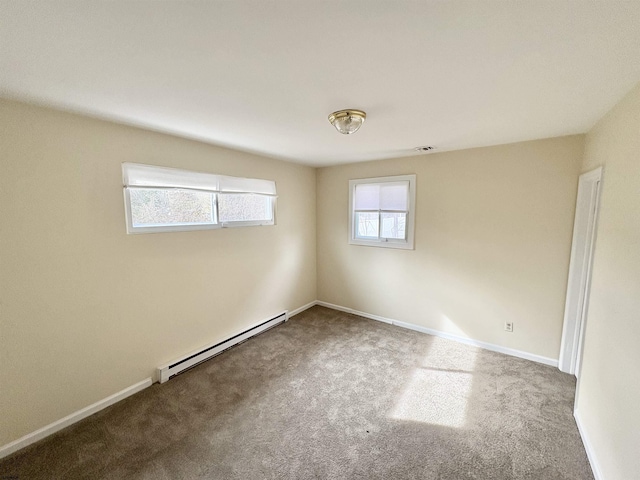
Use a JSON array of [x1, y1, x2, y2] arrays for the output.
[[122, 163, 276, 234], [122, 163, 276, 195], [354, 182, 409, 211]]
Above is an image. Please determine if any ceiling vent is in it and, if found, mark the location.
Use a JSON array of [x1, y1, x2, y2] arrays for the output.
[[414, 146, 436, 152]]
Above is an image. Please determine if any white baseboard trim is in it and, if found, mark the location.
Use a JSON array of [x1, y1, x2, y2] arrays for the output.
[[0, 378, 152, 460], [316, 301, 393, 324], [288, 300, 318, 318], [2, 302, 556, 460], [574, 409, 603, 480], [316, 301, 558, 367]]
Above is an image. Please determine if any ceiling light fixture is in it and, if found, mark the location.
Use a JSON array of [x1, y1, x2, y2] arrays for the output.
[[328, 109, 366, 135]]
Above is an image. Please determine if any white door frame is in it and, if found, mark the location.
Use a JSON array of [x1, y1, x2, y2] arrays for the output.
[[558, 167, 603, 375]]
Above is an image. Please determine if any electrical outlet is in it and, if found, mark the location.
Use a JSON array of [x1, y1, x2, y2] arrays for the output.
[[504, 322, 514, 333]]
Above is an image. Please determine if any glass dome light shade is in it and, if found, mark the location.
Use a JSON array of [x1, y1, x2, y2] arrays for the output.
[[328, 109, 366, 135]]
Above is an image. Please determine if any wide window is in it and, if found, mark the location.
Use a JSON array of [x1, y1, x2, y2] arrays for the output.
[[122, 163, 276, 234], [349, 174, 416, 249]]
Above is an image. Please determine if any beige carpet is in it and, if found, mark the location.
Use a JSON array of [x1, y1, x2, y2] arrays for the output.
[[0, 306, 593, 479]]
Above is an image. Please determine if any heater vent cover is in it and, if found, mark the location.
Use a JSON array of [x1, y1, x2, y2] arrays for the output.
[[157, 311, 288, 383]]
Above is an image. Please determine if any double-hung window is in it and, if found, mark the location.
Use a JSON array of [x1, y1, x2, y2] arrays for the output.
[[122, 163, 276, 234], [349, 174, 416, 249]]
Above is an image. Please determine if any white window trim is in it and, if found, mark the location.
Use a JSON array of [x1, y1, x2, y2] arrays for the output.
[[348, 174, 416, 250], [122, 163, 276, 234]]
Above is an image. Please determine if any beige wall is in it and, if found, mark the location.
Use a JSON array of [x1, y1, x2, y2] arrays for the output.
[[576, 82, 640, 480], [0, 99, 317, 446], [317, 137, 584, 360]]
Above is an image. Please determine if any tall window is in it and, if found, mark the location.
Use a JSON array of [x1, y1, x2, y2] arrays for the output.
[[349, 174, 416, 249], [122, 163, 276, 234]]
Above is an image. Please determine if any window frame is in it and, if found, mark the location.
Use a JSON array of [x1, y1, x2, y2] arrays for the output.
[[348, 174, 416, 250], [122, 163, 276, 235]]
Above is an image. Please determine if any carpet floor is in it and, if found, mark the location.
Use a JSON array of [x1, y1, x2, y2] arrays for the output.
[[0, 306, 593, 479]]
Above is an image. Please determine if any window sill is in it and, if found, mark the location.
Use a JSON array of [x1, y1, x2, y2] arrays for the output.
[[348, 238, 414, 250]]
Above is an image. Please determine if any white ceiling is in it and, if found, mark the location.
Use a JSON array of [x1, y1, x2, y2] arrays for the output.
[[2, 1, 640, 167]]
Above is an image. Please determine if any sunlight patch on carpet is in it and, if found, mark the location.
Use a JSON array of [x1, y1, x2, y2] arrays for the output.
[[390, 338, 478, 428]]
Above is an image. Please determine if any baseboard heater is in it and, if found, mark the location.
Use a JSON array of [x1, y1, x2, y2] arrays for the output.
[[157, 311, 288, 383]]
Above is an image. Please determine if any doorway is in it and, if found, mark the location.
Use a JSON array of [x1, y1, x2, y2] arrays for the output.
[[559, 167, 603, 376]]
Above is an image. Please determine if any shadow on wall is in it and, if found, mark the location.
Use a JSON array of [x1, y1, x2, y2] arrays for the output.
[[231, 230, 311, 320], [328, 238, 518, 344]]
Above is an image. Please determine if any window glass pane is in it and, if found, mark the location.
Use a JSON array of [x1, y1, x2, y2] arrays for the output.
[[130, 188, 214, 227], [355, 212, 379, 238], [381, 212, 407, 239], [218, 194, 272, 223]]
